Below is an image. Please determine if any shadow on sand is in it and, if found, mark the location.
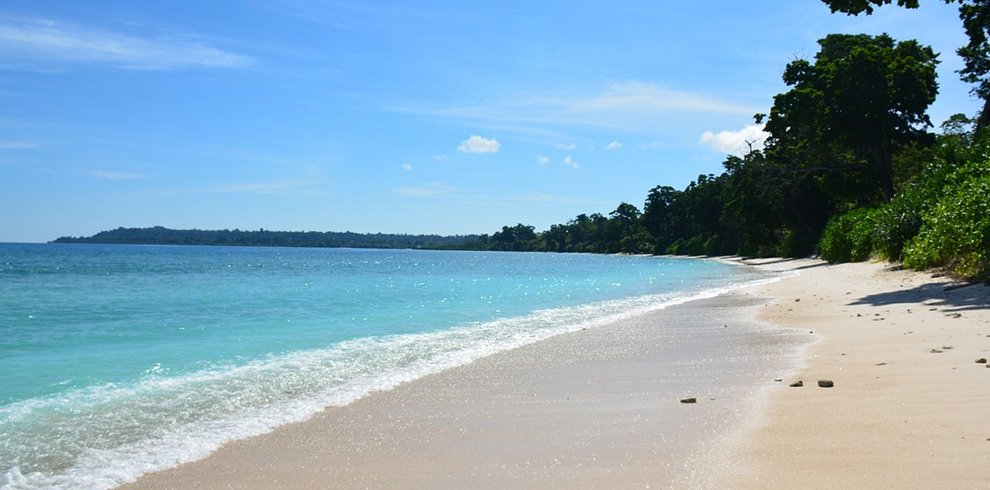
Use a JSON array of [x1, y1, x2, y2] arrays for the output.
[[850, 280, 990, 313]]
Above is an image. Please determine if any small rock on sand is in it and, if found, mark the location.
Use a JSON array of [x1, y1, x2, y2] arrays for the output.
[[680, 397, 697, 404], [975, 358, 987, 364], [789, 380, 803, 387], [818, 379, 834, 388]]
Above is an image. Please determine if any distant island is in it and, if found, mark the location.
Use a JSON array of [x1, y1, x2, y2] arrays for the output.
[[52, 226, 485, 250]]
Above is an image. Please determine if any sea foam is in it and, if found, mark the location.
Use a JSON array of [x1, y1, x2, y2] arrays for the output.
[[0, 274, 775, 490]]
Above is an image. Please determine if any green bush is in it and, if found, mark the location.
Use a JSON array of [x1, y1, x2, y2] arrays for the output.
[[903, 173, 990, 279], [872, 186, 927, 261], [818, 207, 879, 263]]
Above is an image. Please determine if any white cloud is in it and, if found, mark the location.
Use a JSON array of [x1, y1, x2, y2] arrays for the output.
[[519, 192, 577, 203], [209, 179, 321, 196], [517, 192, 609, 205], [0, 141, 39, 150], [457, 135, 500, 154], [86, 170, 143, 181], [563, 155, 580, 170], [699, 123, 769, 156], [568, 81, 757, 115], [433, 154, 449, 162], [397, 182, 453, 197], [401, 163, 413, 171], [413, 81, 762, 133], [537, 155, 550, 165], [555, 142, 577, 150], [0, 18, 254, 70], [605, 141, 622, 150]]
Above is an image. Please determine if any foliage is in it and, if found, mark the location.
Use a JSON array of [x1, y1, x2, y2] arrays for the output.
[[53, 226, 485, 250], [820, 0, 922, 15], [818, 207, 880, 262], [820, 0, 990, 131], [903, 172, 990, 278], [62, 25, 990, 280], [764, 33, 938, 201], [871, 186, 927, 260]]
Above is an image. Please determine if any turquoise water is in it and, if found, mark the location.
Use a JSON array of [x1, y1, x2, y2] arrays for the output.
[[0, 244, 770, 489]]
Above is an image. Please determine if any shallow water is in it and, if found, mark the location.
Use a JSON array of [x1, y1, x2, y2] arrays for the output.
[[0, 244, 772, 489]]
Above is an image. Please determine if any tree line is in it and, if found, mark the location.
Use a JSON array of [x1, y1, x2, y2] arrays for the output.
[[55, 1, 990, 280], [53, 226, 485, 250], [478, 0, 990, 280]]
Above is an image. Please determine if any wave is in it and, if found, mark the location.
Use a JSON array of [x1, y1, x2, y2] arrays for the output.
[[0, 273, 777, 490]]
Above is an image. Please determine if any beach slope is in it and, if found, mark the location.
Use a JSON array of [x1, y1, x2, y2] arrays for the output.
[[726, 260, 990, 489], [126, 260, 990, 489]]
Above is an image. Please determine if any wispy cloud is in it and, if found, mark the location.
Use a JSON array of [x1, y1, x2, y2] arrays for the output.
[[210, 179, 319, 195], [517, 192, 608, 205], [563, 155, 580, 170], [401, 163, 413, 171], [408, 81, 762, 133], [86, 170, 144, 181], [700, 123, 768, 156], [457, 135, 500, 154], [605, 141, 622, 150], [397, 182, 454, 197], [0, 17, 254, 70], [537, 155, 550, 165], [555, 142, 577, 150], [0, 140, 39, 150]]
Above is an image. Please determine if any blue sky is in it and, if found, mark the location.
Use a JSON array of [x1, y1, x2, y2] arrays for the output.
[[0, 1, 977, 242]]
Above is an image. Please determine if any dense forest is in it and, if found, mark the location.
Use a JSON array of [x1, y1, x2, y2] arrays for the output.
[[53, 226, 484, 250], [56, 1, 990, 281], [480, 0, 990, 281]]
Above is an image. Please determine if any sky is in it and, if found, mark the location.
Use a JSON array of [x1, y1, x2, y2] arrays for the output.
[[0, 0, 979, 242]]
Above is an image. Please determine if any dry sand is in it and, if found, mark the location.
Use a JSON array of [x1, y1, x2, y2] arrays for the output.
[[724, 259, 990, 489], [125, 259, 990, 489]]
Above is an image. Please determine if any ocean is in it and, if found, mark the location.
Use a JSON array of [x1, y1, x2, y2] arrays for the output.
[[0, 243, 775, 489]]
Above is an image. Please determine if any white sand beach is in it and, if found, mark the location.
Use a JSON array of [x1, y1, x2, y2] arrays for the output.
[[126, 259, 990, 489]]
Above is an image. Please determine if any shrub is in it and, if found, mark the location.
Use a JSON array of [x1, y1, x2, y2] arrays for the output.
[[872, 186, 927, 261], [818, 207, 879, 263], [903, 173, 990, 279]]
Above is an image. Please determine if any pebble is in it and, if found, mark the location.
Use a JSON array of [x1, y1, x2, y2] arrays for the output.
[[976, 358, 987, 364], [680, 397, 697, 404], [818, 379, 834, 388], [930, 349, 944, 353], [789, 380, 803, 387]]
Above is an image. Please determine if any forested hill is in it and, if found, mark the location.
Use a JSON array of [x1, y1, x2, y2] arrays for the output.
[[51, 226, 485, 250]]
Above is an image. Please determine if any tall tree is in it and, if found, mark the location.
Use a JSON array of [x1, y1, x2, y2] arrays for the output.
[[765, 33, 939, 201], [820, 0, 990, 132]]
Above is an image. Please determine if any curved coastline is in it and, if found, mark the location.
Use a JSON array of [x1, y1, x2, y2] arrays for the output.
[[124, 258, 990, 488], [122, 261, 811, 489]]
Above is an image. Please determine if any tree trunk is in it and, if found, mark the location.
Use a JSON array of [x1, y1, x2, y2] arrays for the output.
[[976, 97, 990, 138]]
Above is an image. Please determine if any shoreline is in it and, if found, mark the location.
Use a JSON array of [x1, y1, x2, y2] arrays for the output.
[[724, 260, 990, 488], [124, 259, 990, 488], [124, 265, 807, 489]]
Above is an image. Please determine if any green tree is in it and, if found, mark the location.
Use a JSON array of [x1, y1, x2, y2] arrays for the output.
[[820, 0, 921, 14], [606, 202, 647, 253], [765, 33, 939, 201], [820, 0, 990, 132], [642, 185, 681, 252]]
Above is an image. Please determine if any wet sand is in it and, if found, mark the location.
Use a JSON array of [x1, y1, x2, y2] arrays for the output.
[[126, 277, 806, 489], [126, 259, 990, 489]]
